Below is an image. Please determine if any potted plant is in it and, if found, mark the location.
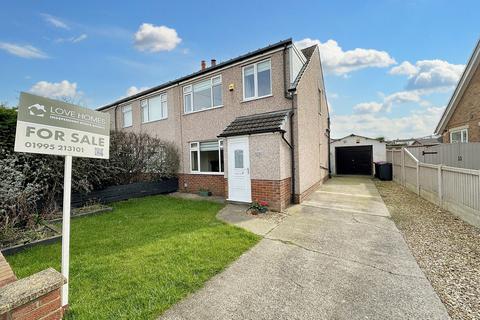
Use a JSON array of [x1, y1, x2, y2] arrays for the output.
[[198, 188, 212, 197], [247, 201, 269, 215]]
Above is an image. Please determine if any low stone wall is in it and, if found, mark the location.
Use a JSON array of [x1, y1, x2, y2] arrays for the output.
[[0, 255, 65, 320]]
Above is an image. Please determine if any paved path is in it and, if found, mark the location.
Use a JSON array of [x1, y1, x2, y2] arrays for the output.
[[160, 176, 450, 320]]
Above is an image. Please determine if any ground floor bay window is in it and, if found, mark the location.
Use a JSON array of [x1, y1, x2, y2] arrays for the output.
[[190, 140, 224, 173]]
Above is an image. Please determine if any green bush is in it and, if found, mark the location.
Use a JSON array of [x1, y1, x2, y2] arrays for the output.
[[0, 106, 179, 239]]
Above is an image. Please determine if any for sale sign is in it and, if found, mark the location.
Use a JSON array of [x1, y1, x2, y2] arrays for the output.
[[14, 92, 110, 159]]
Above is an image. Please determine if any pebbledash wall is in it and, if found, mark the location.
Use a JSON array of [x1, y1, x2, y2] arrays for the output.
[[293, 48, 330, 201], [0, 253, 65, 320]]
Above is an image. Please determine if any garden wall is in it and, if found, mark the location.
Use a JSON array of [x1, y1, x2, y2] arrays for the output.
[[0, 255, 65, 320]]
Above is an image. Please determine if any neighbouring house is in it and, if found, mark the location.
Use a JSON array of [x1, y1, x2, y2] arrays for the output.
[[385, 138, 417, 148], [330, 134, 386, 176], [410, 136, 442, 147], [98, 39, 330, 211], [435, 39, 480, 143]]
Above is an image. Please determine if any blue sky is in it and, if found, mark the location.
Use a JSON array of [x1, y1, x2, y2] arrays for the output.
[[0, 0, 478, 139]]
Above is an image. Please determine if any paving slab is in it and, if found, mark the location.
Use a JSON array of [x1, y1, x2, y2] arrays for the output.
[[216, 204, 281, 236], [160, 176, 450, 320]]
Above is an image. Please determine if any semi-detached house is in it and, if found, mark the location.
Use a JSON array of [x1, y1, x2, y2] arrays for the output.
[[98, 39, 330, 211]]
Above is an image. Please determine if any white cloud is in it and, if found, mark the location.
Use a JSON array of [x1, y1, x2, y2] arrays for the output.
[[55, 34, 88, 44], [0, 42, 48, 59], [126, 86, 150, 97], [354, 90, 424, 114], [383, 90, 422, 111], [389, 59, 464, 91], [41, 13, 69, 30], [134, 23, 181, 52], [328, 92, 339, 99], [29, 80, 80, 99], [389, 61, 417, 76], [332, 106, 445, 139], [295, 38, 396, 75], [353, 102, 382, 113]]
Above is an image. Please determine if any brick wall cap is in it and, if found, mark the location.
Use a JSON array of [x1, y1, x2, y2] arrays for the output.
[[0, 268, 66, 314]]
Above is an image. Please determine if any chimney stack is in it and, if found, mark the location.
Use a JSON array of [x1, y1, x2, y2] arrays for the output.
[[211, 59, 217, 67], [201, 60, 206, 70]]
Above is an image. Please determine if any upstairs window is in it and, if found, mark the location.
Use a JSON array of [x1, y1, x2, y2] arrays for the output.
[[141, 93, 168, 123], [190, 140, 224, 173], [122, 105, 132, 128], [450, 128, 468, 143], [184, 76, 223, 114], [243, 59, 272, 100]]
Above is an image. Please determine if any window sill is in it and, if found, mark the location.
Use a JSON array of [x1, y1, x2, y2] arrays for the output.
[[184, 105, 224, 116], [141, 118, 168, 125], [122, 125, 132, 129], [241, 94, 273, 103], [189, 171, 225, 176]]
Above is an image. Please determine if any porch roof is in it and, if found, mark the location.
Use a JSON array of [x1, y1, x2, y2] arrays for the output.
[[218, 109, 290, 138]]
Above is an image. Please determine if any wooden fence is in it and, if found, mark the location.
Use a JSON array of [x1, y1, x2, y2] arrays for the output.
[[406, 143, 480, 169], [387, 148, 480, 227]]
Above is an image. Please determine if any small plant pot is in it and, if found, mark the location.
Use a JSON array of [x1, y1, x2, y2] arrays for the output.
[[198, 191, 210, 197], [259, 208, 268, 214]]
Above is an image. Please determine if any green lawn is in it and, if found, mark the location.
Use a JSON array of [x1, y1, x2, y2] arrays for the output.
[[7, 195, 259, 319]]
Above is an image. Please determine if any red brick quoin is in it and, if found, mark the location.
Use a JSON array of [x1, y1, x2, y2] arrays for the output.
[[251, 178, 291, 212]]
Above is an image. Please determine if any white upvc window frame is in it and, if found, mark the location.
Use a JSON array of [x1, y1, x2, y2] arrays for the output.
[[242, 58, 272, 101], [122, 104, 132, 128], [183, 75, 223, 114], [450, 127, 468, 143], [189, 140, 224, 174], [141, 93, 168, 123]]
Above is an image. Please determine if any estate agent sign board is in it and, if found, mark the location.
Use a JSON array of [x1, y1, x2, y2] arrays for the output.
[[15, 92, 110, 158], [14, 92, 110, 308]]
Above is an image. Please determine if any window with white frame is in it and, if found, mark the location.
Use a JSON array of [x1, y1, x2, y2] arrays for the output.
[[141, 93, 168, 123], [184, 76, 222, 113], [243, 59, 272, 100], [190, 140, 224, 173], [450, 128, 468, 143], [122, 105, 132, 128]]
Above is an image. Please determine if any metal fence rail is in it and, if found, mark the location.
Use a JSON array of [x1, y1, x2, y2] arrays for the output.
[[387, 148, 480, 227]]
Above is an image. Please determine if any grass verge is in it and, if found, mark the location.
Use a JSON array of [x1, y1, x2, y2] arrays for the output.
[[7, 195, 260, 319]]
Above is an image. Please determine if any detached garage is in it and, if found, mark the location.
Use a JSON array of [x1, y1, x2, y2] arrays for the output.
[[330, 134, 386, 176]]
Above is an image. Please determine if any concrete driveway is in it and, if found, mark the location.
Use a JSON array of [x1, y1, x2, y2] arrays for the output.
[[160, 176, 450, 320]]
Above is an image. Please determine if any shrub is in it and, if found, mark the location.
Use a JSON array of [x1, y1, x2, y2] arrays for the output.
[[0, 106, 179, 239]]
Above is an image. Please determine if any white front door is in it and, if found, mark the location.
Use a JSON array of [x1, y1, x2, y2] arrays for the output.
[[227, 136, 251, 202]]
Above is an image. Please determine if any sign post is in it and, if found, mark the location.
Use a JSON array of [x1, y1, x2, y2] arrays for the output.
[[61, 155, 72, 306], [14, 92, 110, 308]]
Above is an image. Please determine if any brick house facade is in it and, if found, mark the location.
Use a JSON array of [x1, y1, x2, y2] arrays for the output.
[[436, 39, 480, 142]]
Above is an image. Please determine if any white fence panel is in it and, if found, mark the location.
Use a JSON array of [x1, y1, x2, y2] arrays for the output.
[[387, 147, 480, 228], [407, 143, 480, 169]]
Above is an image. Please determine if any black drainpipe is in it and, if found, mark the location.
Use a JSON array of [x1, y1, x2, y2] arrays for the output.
[[287, 88, 296, 203], [283, 43, 297, 203], [327, 117, 331, 178], [113, 104, 119, 130]]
